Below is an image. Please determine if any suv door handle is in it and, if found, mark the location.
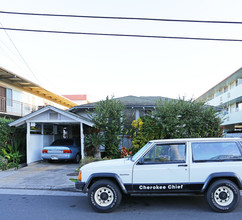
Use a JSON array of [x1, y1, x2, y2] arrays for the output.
[[178, 164, 188, 167]]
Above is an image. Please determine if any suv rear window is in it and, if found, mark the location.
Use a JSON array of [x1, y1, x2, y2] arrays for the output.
[[192, 142, 242, 162]]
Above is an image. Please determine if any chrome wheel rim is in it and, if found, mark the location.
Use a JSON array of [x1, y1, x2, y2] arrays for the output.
[[94, 187, 114, 207], [214, 186, 234, 206]]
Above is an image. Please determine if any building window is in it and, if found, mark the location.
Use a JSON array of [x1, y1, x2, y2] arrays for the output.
[[224, 86, 228, 93], [6, 88, 13, 107], [236, 102, 242, 112]]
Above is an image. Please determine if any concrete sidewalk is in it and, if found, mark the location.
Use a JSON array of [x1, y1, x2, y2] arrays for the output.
[[0, 161, 80, 191]]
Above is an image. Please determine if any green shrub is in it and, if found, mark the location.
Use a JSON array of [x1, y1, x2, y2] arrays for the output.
[[0, 155, 8, 171], [0, 117, 26, 167], [2, 144, 23, 169]]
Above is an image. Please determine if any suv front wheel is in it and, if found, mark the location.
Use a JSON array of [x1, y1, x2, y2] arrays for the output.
[[206, 179, 240, 212], [88, 179, 122, 213]]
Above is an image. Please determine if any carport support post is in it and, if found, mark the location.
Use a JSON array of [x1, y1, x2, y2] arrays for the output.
[[80, 122, 85, 159], [26, 122, 31, 164]]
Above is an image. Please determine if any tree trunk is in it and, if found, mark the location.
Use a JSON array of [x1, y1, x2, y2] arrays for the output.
[[94, 145, 101, 159]]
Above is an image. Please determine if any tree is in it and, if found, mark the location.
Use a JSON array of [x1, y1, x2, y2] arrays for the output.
[[90, 96, 125, 158], [130, 116, 161, 154], [130, 99, 223, 151], [85, 132, 105, 159], [154, 98, 223, 139]]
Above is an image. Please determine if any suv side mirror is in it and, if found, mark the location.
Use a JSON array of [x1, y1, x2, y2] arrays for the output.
[[138, 157, 144, 165]]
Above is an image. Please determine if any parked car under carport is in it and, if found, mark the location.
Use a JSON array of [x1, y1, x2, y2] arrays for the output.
[[42, 138, 81, 163]]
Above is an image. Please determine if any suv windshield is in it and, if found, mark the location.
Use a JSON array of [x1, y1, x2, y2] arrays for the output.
[[131, 142, 152, 161]]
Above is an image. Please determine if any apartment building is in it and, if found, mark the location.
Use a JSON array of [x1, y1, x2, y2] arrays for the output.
[[197, 68, 242, 134], [0, 67, 76, 118]]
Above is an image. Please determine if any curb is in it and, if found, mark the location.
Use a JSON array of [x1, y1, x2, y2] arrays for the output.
[[0, 186, 79, 192]]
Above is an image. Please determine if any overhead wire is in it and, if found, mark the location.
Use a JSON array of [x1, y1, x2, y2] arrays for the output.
[[0, 10, 241, 42], [0, 39, 35, 76], [0, 10, 242, 25], [0, 22, 41, 84], [0, 27, 241, 42]]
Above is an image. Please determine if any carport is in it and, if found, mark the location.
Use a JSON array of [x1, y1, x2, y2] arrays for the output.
[[9, 105, 93, 164]]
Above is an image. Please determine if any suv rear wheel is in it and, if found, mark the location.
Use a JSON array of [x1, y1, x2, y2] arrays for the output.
[[205, 179, 240, 212], [88, 179, 122, 213]]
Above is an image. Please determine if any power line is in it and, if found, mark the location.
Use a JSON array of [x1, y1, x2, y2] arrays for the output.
[[0, 10, 242, 25], [0, 22, 41, 84], [0, 27, 241, 42]]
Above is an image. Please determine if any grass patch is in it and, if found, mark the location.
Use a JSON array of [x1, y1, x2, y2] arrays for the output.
[[69, 178, 78, 183]]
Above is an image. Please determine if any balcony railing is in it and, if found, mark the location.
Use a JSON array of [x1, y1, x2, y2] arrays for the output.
[[222, 110, 242, 125], [207, 84, 242, 106], [0, 97, 38, 117]]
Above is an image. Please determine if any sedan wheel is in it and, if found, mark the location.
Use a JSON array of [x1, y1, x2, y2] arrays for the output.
[[74, 154, 80, 163]]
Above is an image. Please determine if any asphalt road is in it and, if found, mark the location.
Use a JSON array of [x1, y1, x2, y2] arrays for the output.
[[0, 191, 241, 220]]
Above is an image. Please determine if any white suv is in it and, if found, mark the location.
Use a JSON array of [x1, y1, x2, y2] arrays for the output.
[[76, 138, 242, 213]]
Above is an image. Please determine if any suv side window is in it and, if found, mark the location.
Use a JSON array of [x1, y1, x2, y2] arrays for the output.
[[192, 142, 242, 162], [143, 143, 186, 163]]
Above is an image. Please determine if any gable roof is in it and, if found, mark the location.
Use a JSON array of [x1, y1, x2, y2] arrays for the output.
[[9, 105, 94, 127], [69, 95, 172, 112]]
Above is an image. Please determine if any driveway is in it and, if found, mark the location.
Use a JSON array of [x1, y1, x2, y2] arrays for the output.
[[0, 161, 79, 191]]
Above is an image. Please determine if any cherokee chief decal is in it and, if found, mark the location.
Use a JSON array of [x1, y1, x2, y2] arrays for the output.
[[139, 184, 184, 190]]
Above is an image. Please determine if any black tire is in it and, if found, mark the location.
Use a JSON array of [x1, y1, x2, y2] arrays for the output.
[[205, 179, 240, 213], [74, 154, 80, 163], [88, 179, 122, 213]]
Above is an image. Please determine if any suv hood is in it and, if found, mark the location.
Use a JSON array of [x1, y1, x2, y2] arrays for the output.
[[81, 158, 133, 173]]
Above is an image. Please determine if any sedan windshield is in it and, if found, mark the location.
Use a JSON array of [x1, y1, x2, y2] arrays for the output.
[[131, 142, 152, 161]]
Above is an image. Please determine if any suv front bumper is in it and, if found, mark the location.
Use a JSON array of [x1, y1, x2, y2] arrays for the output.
[[75, 181, 86, 191]]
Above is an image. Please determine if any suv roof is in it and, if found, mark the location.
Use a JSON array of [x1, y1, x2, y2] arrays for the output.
[[149, 137, 242, 144]]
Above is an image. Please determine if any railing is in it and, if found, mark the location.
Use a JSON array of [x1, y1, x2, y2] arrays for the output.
[[222, 110, 242, 125], [207, 84, 242, 106], [0, 97, 38, 117]]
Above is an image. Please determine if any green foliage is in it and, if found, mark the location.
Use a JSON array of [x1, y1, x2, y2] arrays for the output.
[[85, 132, 105, 158], [78, 156, 104, 169], [69, 178, 78, 183], [154, 99, 223, 139], [129, 99, 223, 152], [0, 117, 26, 169], [0, 117, 14, 148], [0, 155, 8, 171], [2, 143, 23, 169], [89, 96, 125, 158], [130, 116, 162, 154]]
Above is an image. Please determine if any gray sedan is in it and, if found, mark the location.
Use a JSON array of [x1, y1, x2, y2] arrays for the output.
[[42, 138, 81, 163]]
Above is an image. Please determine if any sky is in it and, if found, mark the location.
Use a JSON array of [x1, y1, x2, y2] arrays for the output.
[[0, 0, 242, 102]]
